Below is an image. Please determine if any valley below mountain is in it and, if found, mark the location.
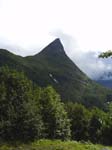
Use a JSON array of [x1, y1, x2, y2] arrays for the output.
[[96, 72, 112, 88]]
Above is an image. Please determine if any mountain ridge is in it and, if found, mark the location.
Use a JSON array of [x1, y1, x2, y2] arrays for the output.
[[35, 38, 66, 56], [0, 39, 112, 108]]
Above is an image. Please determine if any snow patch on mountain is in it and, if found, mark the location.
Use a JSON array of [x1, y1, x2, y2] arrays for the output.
[[49, 73, 59, 84]]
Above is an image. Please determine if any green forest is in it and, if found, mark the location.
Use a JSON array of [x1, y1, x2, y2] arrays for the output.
[[1, 66, 112, 147]]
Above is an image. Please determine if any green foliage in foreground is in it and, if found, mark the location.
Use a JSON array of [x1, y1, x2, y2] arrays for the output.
[[0, 140, 112, 150], [99, 50, 112, 58], [1, 67, 112, 145], [0, 66, 44, 141], [0, 66, 71, 141], [39, 87, 71, 140]]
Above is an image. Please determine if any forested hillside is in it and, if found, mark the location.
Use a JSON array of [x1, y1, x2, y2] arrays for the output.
[[0, 39, 112, 109], [1, 66, 112, 145]]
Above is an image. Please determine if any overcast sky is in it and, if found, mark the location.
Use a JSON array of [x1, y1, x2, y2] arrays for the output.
[[0, 0, 112, 79]]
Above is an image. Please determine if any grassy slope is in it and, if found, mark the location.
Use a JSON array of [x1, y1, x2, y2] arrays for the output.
[[0, 140, 112, 150]]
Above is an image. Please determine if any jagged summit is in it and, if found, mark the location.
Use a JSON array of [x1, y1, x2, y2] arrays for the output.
[[37, 38, 66, 56]]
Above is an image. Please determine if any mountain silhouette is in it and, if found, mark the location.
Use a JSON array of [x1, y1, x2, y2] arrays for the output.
[[0, 39, 111, 108]]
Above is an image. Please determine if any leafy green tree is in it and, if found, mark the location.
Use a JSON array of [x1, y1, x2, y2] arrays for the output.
[[98, 50, 112, 145], [99, 50, 112, 58], [65, 102, 90, 141], [38, 86, 71, 140], [101, 115, 112, 145], [0, 66, 43, 141], [101, 103, 112, 145], [88, 107, 106, 143]]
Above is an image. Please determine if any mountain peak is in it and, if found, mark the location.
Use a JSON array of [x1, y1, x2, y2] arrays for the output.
[[38, 38, 66, 56], [47, 38, 64, 50], [52, 38, 61, 43]]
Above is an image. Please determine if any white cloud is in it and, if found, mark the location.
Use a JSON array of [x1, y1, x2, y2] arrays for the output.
[[50, 30, 112, 79], [72, 51, 112, 79], [0, 0, 112, 78], [1, 0, 112, 52]]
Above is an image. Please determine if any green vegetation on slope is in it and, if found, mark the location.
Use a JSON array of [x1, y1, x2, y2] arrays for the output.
[[0, 39, 112, 109], [0, 66, 71, 142], [1, 41, 112, 147], [1, 67, 112, 145], [0, 66, 44, 141]]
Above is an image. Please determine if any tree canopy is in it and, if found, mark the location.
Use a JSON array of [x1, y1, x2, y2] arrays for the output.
[[0, 66, 43, 141], [99, 50, 112, 58], [38, 86, 71, 140], [0, 66, 71, 141], [1, 66, 112, 145]]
